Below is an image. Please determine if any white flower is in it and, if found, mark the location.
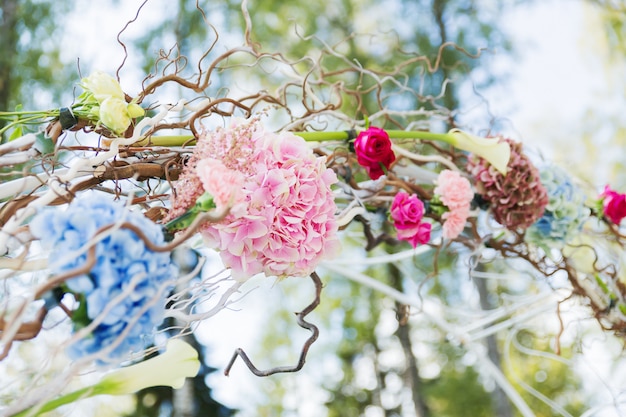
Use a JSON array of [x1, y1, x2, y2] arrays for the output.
[[127, 102, 145, 119], [13, 340, 200, 416], [99, 97, 132, 134], [98, 339, 201, 394], [81, 71, 125, 103], [448, 128, 511, 175]]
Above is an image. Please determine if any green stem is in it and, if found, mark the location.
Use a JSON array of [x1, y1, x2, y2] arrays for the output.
[[12, 386, 100, 417], [143, 130, 455, 147], [0, 110, 58, 117], [133, 135, 195, 147], [0, 115, 54, 136], [384, 130, 454, 144], [295, 130, 454, 144], [294, 131, 352, 142]]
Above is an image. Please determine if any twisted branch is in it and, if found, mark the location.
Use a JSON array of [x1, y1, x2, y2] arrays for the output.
[[223, 271, 322, 377]]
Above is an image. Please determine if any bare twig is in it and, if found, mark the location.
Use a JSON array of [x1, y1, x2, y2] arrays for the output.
[[223, 272, 323, 377]]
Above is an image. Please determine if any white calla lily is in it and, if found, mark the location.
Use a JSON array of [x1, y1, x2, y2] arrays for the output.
[[14, 339, 200, 417], [448, 128, 511, 175], [100, 339, 201, 394]]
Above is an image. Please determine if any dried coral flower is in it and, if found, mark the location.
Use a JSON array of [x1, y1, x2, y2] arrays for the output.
[[467, 138, 548, 230]]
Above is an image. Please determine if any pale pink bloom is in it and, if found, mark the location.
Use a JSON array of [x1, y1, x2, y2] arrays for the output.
[[196, 158, 245, 213], [434, 170, 474, 211], [441, 208, 469, 239], [433, 170, 474, 239]]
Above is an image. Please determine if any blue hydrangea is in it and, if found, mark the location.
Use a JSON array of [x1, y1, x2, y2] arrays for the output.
[[31, 193, 177, 361], [525, 165, 590, 250]]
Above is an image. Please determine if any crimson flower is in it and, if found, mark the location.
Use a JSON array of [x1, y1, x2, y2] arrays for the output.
[[354, 127, 396, 179], [601, 185, 626, 225]]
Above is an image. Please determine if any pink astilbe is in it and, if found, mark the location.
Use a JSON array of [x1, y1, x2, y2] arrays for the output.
[[467, 138, 548, 230], [169, 118, 340, 280], [434, 170, 474, 239]]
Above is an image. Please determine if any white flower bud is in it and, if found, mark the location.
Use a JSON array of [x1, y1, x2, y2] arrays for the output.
[[99, 97, 131, 135], [81, 71, 125, 103], [127, 102, 145, 118], [448, 128, 511, 175]]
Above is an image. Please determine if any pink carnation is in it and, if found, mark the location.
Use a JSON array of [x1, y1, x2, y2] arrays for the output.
[[390, 191, 431, 248], [434, 170, 474, 211], [170, 118, 339, 281], [196, 158, 246, 213], [434, 170, 474, 239], [441, 208, 470, 240]]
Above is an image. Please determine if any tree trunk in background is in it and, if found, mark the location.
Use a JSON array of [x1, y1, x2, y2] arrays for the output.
[[0, 0, 19, 139], [172, 334, 197, 417], [473, 265, 514, 417], [389, 263, 430, 417]]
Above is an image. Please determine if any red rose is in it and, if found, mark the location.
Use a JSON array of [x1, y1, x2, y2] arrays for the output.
[[601, 185, 626, 225], [390, 191, 431, 248], [354, 127, 396, 179]]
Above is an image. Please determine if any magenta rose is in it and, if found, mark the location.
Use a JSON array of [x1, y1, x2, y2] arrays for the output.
[[354, 127, 396, 179], [391, 191, 425, 225], [390, 191, 431, 248], [397, 222, 432, 248], [601, 185, 626, 225]]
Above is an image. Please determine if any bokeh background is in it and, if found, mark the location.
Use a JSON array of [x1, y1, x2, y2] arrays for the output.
[[1, 0, 625, 416]]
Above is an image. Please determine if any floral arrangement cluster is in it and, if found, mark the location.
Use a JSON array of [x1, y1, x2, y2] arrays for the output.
[[3, 67, 626, 370], [2, 48, 626, 415], [0, 72, 144, 139], [77, 71, 145, 135]]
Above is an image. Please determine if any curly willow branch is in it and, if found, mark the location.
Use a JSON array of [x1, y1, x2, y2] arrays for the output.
[[223, 272, 322, 377]]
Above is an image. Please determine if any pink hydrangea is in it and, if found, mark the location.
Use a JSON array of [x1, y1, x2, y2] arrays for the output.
[[169, 118, 340, 280], [434, 170, 474, 239], [390, 191, 431, 248]]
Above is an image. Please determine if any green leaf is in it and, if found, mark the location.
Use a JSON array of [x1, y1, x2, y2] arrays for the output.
[[71, 293, 91, 331], [33, 131, 55, 155], [8, 125, 24, 141]]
